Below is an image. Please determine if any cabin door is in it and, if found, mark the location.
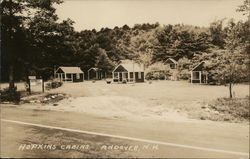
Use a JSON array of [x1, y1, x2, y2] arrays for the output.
[[119, 72, 123, 82]]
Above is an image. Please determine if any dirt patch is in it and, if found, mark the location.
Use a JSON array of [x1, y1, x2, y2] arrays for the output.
[[21, 93, 67, 105], [32, 96, 189, 122]]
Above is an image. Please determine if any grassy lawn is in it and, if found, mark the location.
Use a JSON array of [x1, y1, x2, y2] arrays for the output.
[[1, 80, 249, 123], [202, 97, 249, 122]]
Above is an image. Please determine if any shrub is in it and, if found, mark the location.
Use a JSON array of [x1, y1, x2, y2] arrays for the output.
[[178, 69, 190, 80], [0, 87, 21, 103], [146, 71, 167, 80], [145, 72, 154, 80], [46, 81, 63, 90]]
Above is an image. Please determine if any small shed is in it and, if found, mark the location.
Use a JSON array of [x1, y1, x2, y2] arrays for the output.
[[55, 67, 84, 82], [164, 58, 178, 80], [165, 58, 178, 69], [190, 61, 208, 84], [112, 60, 144, 83], [87, 67, 107, 80]]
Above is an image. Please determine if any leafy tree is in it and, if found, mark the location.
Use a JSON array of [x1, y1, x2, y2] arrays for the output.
[[209, 19, 226, 48], [154, 24, 210, 61], [95, 48, 115, 73], [1, 0, 63, 90], [236, 0, 250, 16], [177, 57, 192, 80], [194, 20, 248, 98]]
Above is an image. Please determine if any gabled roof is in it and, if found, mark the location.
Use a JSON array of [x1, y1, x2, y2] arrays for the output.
[[191, 61, 206, 71], [165, 58, 178, 64], [56, 67, 83, 74], [113, 61, 144, 72], [88, 67, 101, 72]]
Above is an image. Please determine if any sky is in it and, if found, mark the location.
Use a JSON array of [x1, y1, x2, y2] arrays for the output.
[[55, 0, 246, 31]]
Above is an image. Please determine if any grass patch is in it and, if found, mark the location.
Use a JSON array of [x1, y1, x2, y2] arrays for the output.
[[201, 96, 249, 122]]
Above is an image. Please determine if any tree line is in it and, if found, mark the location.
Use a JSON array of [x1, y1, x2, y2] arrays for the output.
[[1, 0, 249, 95]]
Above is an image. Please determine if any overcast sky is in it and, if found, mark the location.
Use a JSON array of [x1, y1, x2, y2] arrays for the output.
[[55, 0, 246, 31]]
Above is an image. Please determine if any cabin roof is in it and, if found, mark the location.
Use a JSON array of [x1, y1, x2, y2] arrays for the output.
[[191, 61, 206, 71], [113, 61, 144, 72], [56, 67, 83, 74], [165, 58, 178, 64], [88, 67, 101, 72]]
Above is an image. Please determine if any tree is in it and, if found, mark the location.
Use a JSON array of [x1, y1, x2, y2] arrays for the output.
[[1, 0, 63, 90], [177, 57, 192, 80], [209, 19, 226, 48], [236, 0, 250, 16], [95, 48, 115, 73], [194, 20, 248, 98]]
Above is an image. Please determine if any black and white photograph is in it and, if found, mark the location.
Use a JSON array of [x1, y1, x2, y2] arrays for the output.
[[0, 0, 249, 158]]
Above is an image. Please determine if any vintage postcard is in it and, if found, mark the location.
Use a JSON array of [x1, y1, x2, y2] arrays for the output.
[[0, 0, 249, 158]]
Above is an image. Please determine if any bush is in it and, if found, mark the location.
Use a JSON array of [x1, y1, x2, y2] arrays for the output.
[[146, 71, 168, 80], [46, 81, 63, 90], [0, 87, 21, 103], [178, 69, 190, 80]]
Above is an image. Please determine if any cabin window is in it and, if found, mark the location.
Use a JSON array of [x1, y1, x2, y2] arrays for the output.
[[114, 72, 118, 79], [170, 64, 176, 69], [76, 73, 80, 79], [138, 72, 141, 79], [130, 72, 134, 78], [193, 71, 200, 80], [66, 74, 71, 78]]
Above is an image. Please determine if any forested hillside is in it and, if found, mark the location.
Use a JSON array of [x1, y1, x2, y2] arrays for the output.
[[1, 0, 249, 84]]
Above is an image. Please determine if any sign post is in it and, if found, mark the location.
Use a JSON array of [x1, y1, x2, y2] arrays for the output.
[[28, 76, 45, 93], [28, 76, 36, 94], [42, 78, 44, 93]]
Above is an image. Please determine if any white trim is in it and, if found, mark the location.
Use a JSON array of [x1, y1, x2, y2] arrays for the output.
[[191, 61, 205, 71], [165, 58, 178, 65], [1, 119, 248, 156], [112, 64, 123, 73]]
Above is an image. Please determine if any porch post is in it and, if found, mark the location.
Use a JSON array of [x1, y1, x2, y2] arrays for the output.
[[96, 71, 98, 80], [206, 74, 208, 84], [88, 70, 89, 80], [118, 72, 120, 82], [133, 72, 135, 82], [71, 74, 73, 82], [190, 71, 193, 84], [64, 73, 66, 82], [199, 71, 202, 84], [128, 72, 130, 82]]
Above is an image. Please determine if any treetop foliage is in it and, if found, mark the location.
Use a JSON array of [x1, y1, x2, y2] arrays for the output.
[[1, 0, 249, 85]]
